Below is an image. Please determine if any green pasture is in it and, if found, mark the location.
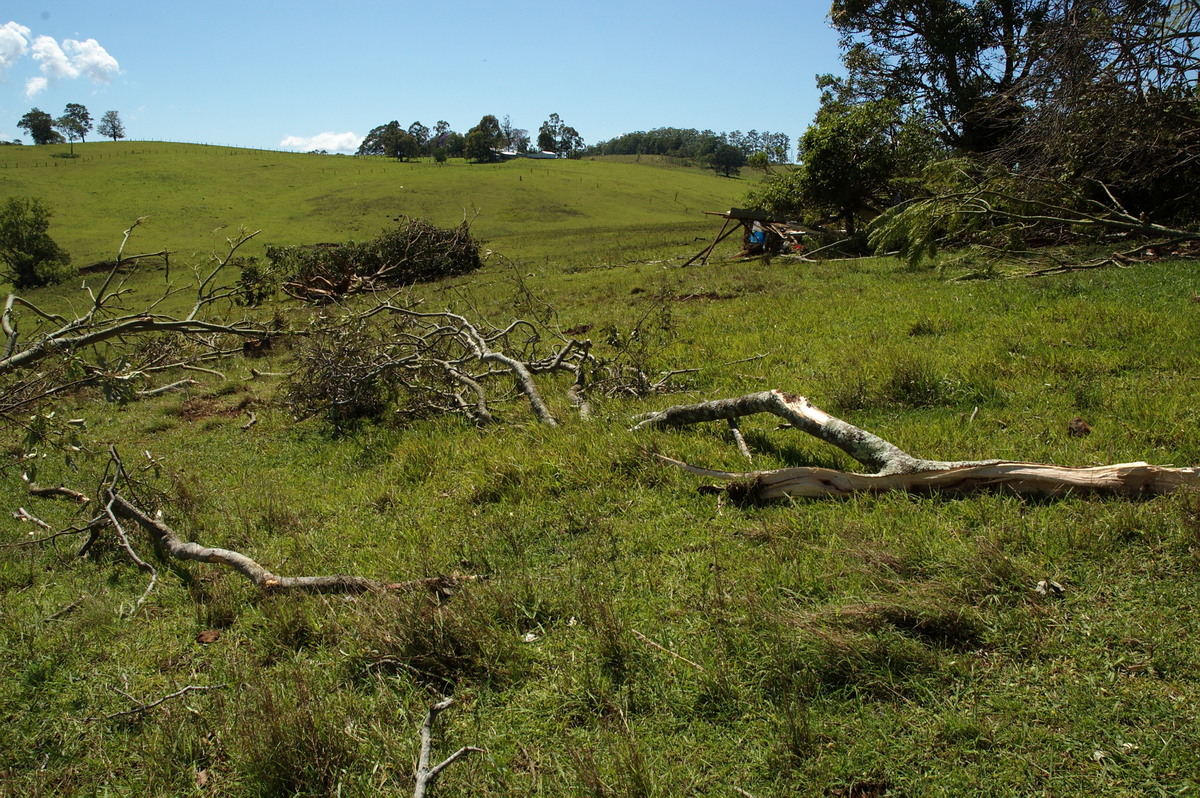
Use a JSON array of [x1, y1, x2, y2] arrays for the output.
[[0, 142, 753, 269], [2, 144, 1200, 797]]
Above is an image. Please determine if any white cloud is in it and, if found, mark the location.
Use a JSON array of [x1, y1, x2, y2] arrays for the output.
[[65, 38, 119, 83], [17, 30, 119, 95], [280, 131, 363, 153], [31, 34, 77, 80], [0, 21, 31, 74]]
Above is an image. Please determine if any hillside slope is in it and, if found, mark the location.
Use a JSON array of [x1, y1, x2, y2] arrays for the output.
[[0, 142, 755, 268]]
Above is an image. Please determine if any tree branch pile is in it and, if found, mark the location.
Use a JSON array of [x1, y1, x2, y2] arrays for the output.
[[635, 389, 1200, 500], [275, 219, 483, 302], [287, 299, 683, 428]]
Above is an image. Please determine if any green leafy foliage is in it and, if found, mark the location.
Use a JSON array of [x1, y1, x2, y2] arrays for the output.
[[97, 110, 125, 142], [0, 196, 72, 289], [465, 114, 506, 162], [61, 103, 93, 143], [744, 90, 939, 249], [537, 113, 584, 157], [233, 257, 277, 307], [16, 108, 61, 145], [710, 144, 746, 177]]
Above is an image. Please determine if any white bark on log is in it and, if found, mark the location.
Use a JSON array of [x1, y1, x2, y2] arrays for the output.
[[635, 390, 996, 474], [106, 491, 476, 594], [413, 697, 483, 798], [639, 390, 1200, 500], [663, 457, 1200, 501]]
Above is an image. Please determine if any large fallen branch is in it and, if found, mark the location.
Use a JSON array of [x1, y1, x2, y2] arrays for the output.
[[288, 301, 656, 427], [104, 490, 477, 594], [634, 390, 1200, 500], [1, 223, 271, 443]]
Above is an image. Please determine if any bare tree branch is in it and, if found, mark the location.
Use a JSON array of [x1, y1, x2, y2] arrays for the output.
[[22, 472, 90, 503], [84, 684, 225, 722], [637, 390, 1200, 500], [104, 489, 482, 595], [413, 697, 483, 798], [1, 226, 267, 375]]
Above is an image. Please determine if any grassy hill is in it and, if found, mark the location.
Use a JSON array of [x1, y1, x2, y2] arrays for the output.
[[2, 144, 1199, 797], [0, 142, 755, 269]]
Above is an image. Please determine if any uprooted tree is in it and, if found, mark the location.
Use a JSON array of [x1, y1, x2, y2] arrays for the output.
[[752, 0, 1200, 272], [634, 390, 1200, 500]]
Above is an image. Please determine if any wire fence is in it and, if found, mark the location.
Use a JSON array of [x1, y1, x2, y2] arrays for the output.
[[0, 141, 374, 169]]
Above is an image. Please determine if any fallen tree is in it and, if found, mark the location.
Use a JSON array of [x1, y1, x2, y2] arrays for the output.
[[287, 297, 685, 428], [634, 390, 1200, 500], [286, 302, 594, 427], [1, 222, 266, 375]]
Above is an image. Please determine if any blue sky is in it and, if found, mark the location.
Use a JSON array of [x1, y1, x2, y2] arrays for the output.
[[1, 1, 844, 154]]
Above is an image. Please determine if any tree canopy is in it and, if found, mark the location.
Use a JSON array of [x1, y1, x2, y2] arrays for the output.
[[747, 0, 1200, 265], [97, 111, 125, 142], [829, 0, 1047, 153], [710, 144, 747, 178], [537, 113, 585, 158], [16, 109, 61, 146], [356, 121, 401, 157], [465, 115, 506, 162], [62, 104, 93, 143]]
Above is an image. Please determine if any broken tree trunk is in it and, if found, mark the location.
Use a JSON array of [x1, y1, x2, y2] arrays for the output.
[[634, 390, 1200, 500]]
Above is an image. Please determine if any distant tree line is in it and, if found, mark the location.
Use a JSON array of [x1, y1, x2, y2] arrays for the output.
[[357, 113, 585, 162], [357, 120, 464, 160], [585, 128, 791, 166], [14, 105, 125, 148]]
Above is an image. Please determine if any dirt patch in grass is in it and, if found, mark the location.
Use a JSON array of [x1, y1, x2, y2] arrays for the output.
[[179, 395, 255, 422]]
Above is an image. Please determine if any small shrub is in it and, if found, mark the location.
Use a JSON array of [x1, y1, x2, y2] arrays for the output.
[[233, 256, 277, 306], [285, 319, 400, 426], [0, 196, 72, 289]]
